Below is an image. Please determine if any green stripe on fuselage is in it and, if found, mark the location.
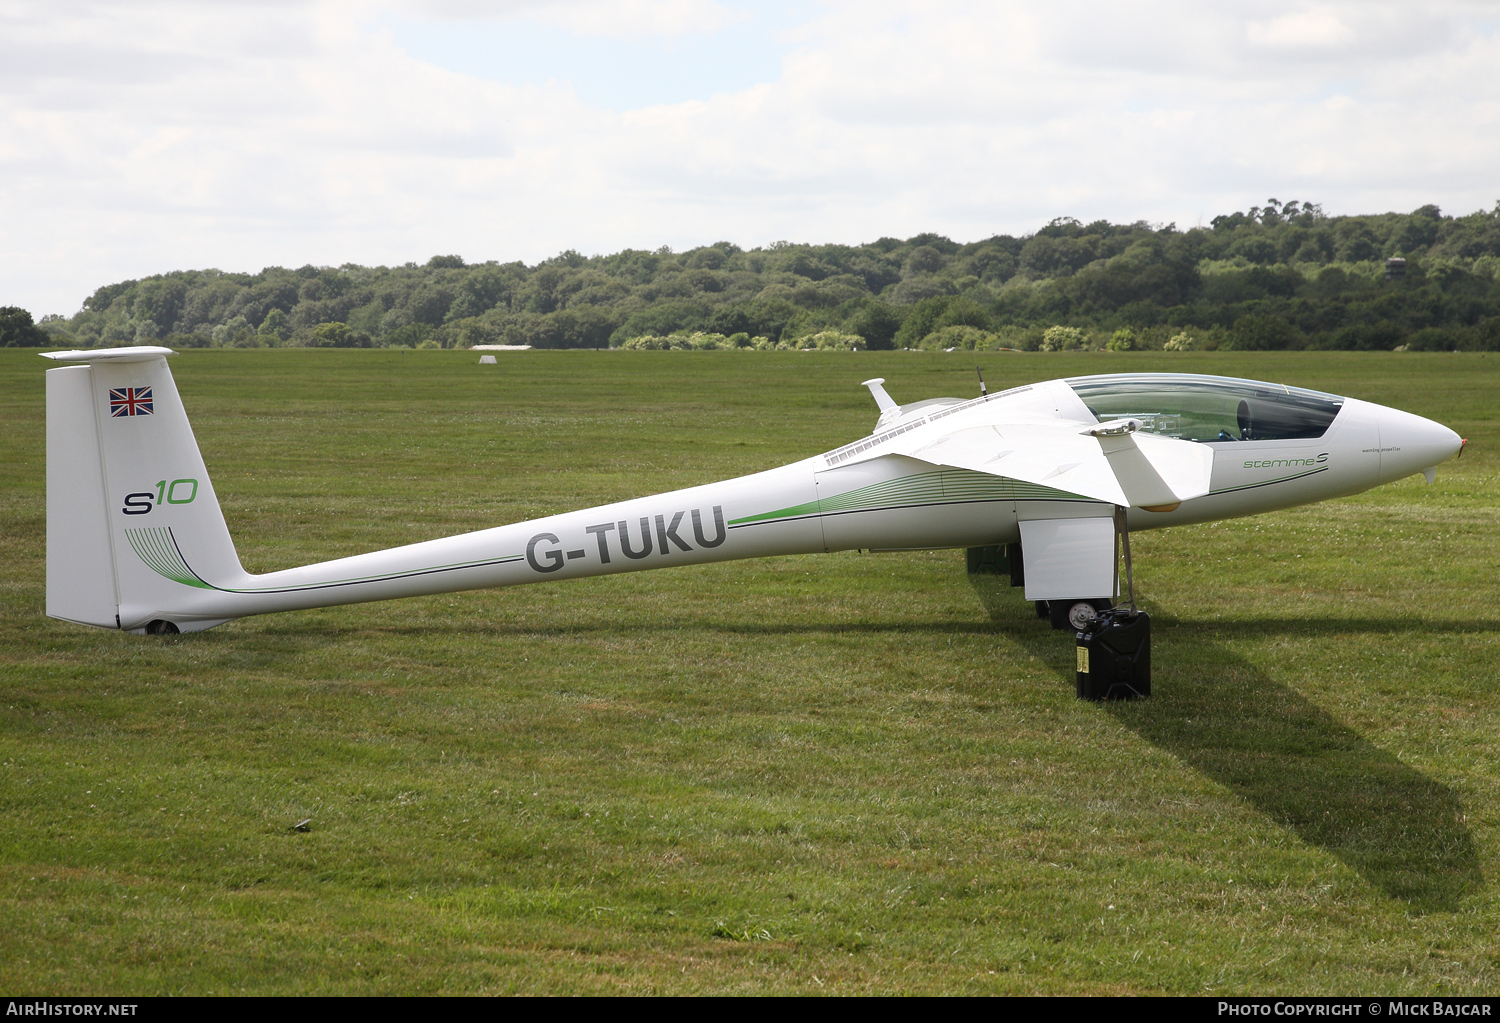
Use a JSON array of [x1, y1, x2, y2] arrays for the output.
[[729, 470, 1087, 525]]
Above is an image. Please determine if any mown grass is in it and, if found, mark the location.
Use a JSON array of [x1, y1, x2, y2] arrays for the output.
[[1, 347, 1498, 994]]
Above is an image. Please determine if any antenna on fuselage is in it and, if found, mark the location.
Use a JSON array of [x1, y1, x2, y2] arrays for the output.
[[975, 365, 988, 397]]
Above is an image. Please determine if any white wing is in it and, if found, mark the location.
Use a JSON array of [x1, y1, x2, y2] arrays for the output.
[[881, 418, 1213, 509]]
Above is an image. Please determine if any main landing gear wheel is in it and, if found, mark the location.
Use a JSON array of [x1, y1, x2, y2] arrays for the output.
[[1048, 600, 1112, 632]]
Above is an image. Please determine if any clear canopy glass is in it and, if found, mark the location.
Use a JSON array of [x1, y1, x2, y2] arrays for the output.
[[1065, 374, 1345, 442]]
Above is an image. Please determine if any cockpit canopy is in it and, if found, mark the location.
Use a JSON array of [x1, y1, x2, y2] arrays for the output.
[[1066, 374, 1345, 442]]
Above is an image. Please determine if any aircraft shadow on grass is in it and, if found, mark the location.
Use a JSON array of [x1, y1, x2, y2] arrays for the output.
[[231, 583, 1482, 912], [969, 575, 1483, 914]]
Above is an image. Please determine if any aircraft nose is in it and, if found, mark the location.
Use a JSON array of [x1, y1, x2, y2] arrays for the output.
[[1377, 404, 1463, 483]]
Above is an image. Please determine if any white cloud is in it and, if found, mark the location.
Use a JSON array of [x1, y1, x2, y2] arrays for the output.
[[534, 0, 748, 38], [394, 0, 746, 37], [1, 0, 1497, 315], [1247, 9, 1357, 49]]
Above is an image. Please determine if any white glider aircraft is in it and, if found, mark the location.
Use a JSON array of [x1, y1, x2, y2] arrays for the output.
[[42, 346, 1462, 636]]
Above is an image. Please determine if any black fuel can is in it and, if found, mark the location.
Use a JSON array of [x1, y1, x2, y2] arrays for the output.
[[1076, 608, 1150, 700]]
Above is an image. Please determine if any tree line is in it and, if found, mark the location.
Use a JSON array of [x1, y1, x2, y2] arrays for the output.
[[8, 199, 1500, 353]]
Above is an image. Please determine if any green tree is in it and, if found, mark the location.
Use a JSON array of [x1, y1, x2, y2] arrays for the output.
[[258, 307, 289, 343], [917, 325, 1000, 350], [301, 321, 373, 348], [892, 295, 956, 348], [40, 201, 1500, 358], [1040, 325, 1085, 352], [848, 301, 904, 350], [212, 315, 251, 346], [1228, 314, 1304, 350], [384, 323, 432, 347], [0, 307, 49, 347]]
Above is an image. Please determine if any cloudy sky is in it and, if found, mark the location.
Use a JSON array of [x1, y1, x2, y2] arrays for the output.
[[3, 0, 1498, 316]]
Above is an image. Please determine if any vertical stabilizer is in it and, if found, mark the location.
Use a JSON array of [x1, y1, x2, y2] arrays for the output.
[[42, 348, 244, 632]]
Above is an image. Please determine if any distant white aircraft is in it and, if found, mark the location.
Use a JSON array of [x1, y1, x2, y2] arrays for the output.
[[41, 346, 1462, 636]]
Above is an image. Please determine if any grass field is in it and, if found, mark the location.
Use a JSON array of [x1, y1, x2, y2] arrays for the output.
[[2, 347, 1499, 995]]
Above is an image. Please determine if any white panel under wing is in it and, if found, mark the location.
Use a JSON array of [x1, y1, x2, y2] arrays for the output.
[[1019, 517, 1116, 601]]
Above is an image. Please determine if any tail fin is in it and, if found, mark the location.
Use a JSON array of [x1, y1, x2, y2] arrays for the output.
[[43, 347, 244, 633]]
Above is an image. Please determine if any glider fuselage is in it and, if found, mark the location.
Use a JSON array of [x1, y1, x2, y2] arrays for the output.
[[41, 350, 1462, 634]]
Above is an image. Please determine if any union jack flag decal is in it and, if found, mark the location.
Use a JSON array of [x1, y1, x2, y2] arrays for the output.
[[109, 387, 154, 417]]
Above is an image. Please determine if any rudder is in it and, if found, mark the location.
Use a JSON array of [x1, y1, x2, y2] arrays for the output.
[[46, 364, 119, 627]]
